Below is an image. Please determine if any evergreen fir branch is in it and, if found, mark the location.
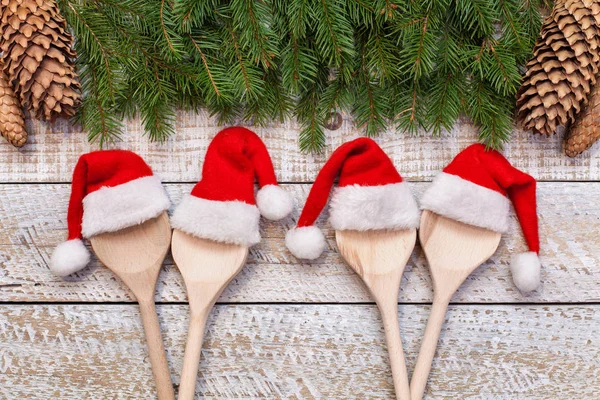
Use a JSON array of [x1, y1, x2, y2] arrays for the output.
[[159, 0, 183, 57], [280, 39, 319, 93], [466, 78, 512, 149], [466, 38, 520, 96], [132, 63, 178, 141], [297, 87, 326, 153], [353, 78, 388, 136], [56, 0, 545, 151], [59, 1, 121, 102], [518, 0, 548, 55], [186, 30, 233, 107], [245, 70, 293, 124], [228, 0, 278, 69], [139, 99, 177, 142], [297, 71, 329, 152], [428, 72, 462, 135], [220, 15, 265, 101], [276, 0, 318, 93], [318, 75, 352, 120], [454, 0, 497, 37], [497, 0, 525, 49], [366, 25, 400, 81], [345, 0, 375, 27], [75, 56, 123, 145], [352, 28, 389, 136], [396, 11, 437, 79], [174, 0, 217, 32], [395, 79, 426, 136], [311, 0, 356, 76]]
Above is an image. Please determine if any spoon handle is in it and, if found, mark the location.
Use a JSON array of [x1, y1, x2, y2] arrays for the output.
[[410, 298, 450, 400], [378, 300, 411, 400], [138, 298, 176, 400], [178, 310, 210, 400]]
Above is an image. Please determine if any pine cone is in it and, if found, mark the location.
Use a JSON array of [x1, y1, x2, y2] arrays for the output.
[[565, 77, 600, 156], [0, 65, 27, 147], [0, 0, 80, 121], [516, 0, 600, 136]]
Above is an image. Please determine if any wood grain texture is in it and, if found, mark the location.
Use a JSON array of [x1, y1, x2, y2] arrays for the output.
[[0, 114, 598, 183], [1, 183, 598, 304], [0, 304, 598, 399]]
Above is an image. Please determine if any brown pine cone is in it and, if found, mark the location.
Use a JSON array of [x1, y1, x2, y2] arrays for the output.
[[0, 65, 27, 147], [0, 0, 80, 121], [516, 0, 600, 136], [565, 77, 600, 156]]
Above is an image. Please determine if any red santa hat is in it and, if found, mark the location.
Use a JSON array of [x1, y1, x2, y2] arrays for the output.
[[420, 144, 541, 292], [286, 138, 420, 260], [171, 127, 293, 245], [50, 150, 171, 277]]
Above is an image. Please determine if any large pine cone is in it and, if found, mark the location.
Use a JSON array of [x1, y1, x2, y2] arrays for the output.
[[0, 65, 27, 147], [565, 76, 600, 156], [0, 0, 80, 120], [516, 0, 600, 136]]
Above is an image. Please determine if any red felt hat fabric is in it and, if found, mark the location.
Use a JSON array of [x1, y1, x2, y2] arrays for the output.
[[171, 127, 293, 246], [286, 138, 420, 260], [50, 150, 171, 277], [420, 144, 541, 292]]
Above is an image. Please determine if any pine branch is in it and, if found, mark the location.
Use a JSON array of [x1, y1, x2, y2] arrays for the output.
[[55, 0, 544, 151], [228, 0, 278, 69], [311, 0, 356, 82], [174, 0, 217, 32], [352, 28, 389, 136]]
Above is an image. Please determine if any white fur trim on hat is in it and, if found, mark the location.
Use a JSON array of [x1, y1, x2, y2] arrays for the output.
[[329, 182, 420, 231], [420, 172, 510, 232], [81, 175, 171, 238], [171, 194, 261, 246], [285, 226, 327, 260], [50, 239, 91, 277], [510, 252, 541, 292], [256, 184, 294, 221]]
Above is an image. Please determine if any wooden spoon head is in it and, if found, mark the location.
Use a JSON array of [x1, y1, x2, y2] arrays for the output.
[[171, 229, 248, 311], [90, 212, 171, 300], [419, 210, 501, 297], [336, 229, 417, 302]]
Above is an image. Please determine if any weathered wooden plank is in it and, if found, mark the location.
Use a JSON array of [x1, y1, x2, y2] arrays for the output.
[[1, 114, 598, 182], [1, 183, 598, 304], [0, 304, 598, 399]]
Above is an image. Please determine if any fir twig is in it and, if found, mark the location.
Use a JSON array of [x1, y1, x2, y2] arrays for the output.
[[56, 0, 544, 151]]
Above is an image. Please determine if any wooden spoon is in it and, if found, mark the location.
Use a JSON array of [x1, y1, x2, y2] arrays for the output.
[[90, 212, 175, 400], [170, 229, 248, 400], [409, 210, 501, 400], [336, 228, 416, 400]]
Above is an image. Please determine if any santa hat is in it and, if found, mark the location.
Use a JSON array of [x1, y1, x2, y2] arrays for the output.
[[171, 127, 293, 246], [286, 138, 420, 260], [50, 150, 171, 277], [420, 144, 541, 292]]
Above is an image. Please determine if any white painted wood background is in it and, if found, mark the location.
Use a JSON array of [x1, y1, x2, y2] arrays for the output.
[[0, 111, 599, 399]]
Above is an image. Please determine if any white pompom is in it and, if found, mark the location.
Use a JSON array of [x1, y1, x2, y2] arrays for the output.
[[285, 226, 327, 260], [256, 184, 294, 221], [510, 252, 541, 292], [50, 239, 91, 277]]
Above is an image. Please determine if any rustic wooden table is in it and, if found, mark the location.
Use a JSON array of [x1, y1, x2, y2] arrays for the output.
[[0, 113, 599, 399]]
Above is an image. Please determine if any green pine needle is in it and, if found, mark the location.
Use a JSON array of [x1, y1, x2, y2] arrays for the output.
[[57, 0, 546, 152]]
